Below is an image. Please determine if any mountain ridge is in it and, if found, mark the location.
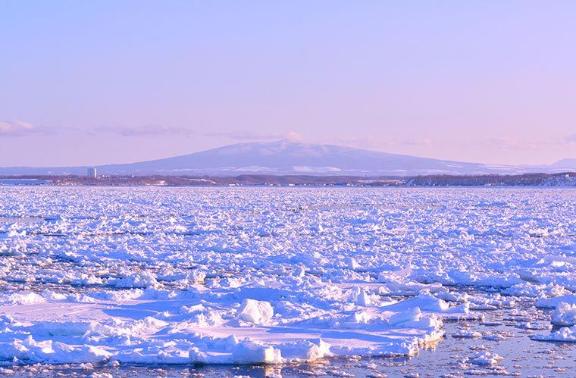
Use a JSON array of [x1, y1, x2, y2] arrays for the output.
[[0, 140, 574, 176], [96, 140, 511, 176]]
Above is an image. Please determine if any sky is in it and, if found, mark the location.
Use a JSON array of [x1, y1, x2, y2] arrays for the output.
[[1, 0, 575, 167]]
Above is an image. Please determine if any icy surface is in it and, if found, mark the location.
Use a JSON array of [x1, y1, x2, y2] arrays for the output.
[[1, 187, 576, 374]]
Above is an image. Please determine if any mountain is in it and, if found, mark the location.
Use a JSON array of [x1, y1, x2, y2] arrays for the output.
[[0, 140, 571, 176], [98, 140, 512, 176]]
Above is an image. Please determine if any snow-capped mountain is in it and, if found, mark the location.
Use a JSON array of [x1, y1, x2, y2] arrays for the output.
[[0, 140, 572, 176], [96, 140, 511, 176]]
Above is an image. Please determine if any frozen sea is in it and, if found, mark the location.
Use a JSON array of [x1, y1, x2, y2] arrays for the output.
[[0, 187, 575, 377]]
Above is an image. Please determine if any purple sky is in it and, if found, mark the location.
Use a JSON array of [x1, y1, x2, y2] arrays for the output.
[[1, 1, 575, 167]]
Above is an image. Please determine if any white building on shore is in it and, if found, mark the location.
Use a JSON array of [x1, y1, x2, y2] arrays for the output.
[[87, 167, 97, 178]]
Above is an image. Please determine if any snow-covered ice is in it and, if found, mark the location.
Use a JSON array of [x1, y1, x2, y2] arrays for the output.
[[1, 187, 575, 371], [551, 302, 576, 327]]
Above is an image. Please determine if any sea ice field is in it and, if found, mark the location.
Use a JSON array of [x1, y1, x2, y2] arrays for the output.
[[0, 186, 575, 377]]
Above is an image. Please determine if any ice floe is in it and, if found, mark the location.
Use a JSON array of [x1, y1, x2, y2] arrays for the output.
[[0, 187, 575, 367]]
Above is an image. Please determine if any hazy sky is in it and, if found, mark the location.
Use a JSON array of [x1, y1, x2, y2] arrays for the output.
[[1, 0, 575, 167]]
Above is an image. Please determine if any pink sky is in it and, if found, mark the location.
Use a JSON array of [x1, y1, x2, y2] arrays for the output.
[[1, 1, 575, 167]]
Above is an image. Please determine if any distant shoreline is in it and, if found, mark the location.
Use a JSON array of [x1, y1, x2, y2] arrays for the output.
[[1, 172, 575, 187]]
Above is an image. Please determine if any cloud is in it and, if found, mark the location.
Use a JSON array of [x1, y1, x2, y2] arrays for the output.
[[94, 125, 196, 137], [204, 130, 303, 142], [565, 133, 576, 144], [477, 136, 576, 151], [0, 121, 36, 137], [0, 121, 63, 137], [333, 136, 433, 150]]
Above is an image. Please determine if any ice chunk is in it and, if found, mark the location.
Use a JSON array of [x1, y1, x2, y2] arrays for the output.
[[6, 292, 46, 305], [532, 326, 576, 343], [469, 351, 503, 366], [551, 302, 576, 327], [231, 341, 282, 364], [238, 299, 274, 325]]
